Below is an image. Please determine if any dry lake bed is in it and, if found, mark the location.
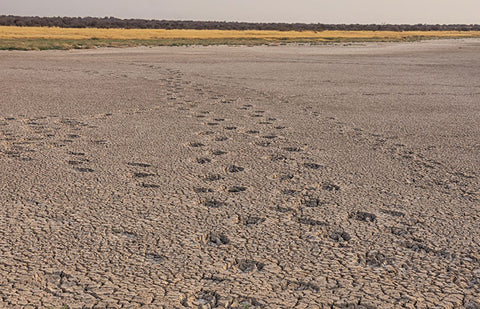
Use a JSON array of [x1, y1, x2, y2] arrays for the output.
[[0, 39, 479, 308]]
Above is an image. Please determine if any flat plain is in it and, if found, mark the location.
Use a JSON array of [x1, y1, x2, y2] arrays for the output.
[[0, 39, 479, 308]]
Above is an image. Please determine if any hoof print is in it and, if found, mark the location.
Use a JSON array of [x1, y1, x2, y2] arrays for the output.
[[244, 216, 265, 226], [225, 165, 244, 173], [133, 172, 155, 178], [202, 174, 223, 181], [235, 259, 264, 272], [380, 209, 405, 217], [329, 231, 351, 242], [201, 232, 230, 246], [227, 186, 247, 193], [301, 197, 325, 208], [283, 147, 302, 152], [303, 163, 324, 169], [196, 157, 211, 164], [75, 167, 94, 173], [212, 150, 227, 156], [350, 211, 377, 222], [127, 162, 151, 167], [201, 199, 226, 208], [145, 253, 165, 264], [188, 142, 205, 148], [193, 187, 213, 193], [140, 183, 160, 188], [365, 250, 386, 267]]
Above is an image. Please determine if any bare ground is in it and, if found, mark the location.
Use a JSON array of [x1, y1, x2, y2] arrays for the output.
[[0, 39, 479, 308]]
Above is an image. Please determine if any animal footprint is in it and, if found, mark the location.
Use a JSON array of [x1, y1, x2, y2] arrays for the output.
[[202, 173, 223, 181], [244, 216, 265, 226], [212, 150, 227, 156], [200, 198, 226, 208], [235, 259, 264, 272], [133, 172, 155, 178], [329, 231, 351, 242], [303, 163, 324, 169], [227, 186, 247, 193], [75, 167, 94, 173], [283, 147, 302, 152], [301, 197, 325, 208], [193, 187, 213, 193], [213, 136, 228, 142], [126, 162, 151, 168], [225, 165, 244, 173], [196, 157, 211, 164], [188, 142, 205, 148], [201, 232, 230, 245], [349, 211, 376, 222], [140, 183, 160, 188]]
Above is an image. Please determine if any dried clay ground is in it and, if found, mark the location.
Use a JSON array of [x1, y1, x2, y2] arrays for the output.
[[0, 39, 479, 308]]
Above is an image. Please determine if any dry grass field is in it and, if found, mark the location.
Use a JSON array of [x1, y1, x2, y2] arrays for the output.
[[1, 26, 480, 49]]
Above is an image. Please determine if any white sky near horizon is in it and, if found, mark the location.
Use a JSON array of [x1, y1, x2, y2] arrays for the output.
[[1, 0, 479, 24]]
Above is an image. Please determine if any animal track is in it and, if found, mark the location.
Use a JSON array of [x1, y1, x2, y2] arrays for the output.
[[201, 232, 230, 245], [301, 197, 325, 208], [200, 199, 226, 208], [227, 186, 247, 193], [133, 172, 155, 178], [262, 134, 277, 139], [126, 162, 151, 168], [349, 211, 377, 222], [145, 253, 165, 264], [212, 150, 227, 156], [235, 259, 265, 272], [256, 141, 271, 147], [74, 167, 94, 173], [225, 165, 244, 173], [323, 183, 340, 191], [140, 183, 160, 188], [193, 187, 213, 193], [329, 231, 351, 242], [303, 163, 324, 169], [283, 147, 302, 152], [275, 206, 294, 213], [202, 173, 223, 181], [213, 136, 228, 141], [244, 216, 265, 226], [188, 142, 205, 148], [196, 157, 211, 164]]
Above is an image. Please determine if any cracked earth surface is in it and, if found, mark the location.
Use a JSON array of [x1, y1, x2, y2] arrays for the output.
[[0, 39, 479, 308]]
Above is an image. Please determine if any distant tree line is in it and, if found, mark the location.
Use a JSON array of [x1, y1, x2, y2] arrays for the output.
[[1, 15, 479, 31]]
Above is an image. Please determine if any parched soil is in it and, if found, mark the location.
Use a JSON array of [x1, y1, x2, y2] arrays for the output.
[[0, 39, 479, 308]]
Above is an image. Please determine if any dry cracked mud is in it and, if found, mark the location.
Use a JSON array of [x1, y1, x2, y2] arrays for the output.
[[0, 39, 479, 308]]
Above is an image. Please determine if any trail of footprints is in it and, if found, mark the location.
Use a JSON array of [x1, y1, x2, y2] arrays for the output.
[[3, 66, 478, 308]]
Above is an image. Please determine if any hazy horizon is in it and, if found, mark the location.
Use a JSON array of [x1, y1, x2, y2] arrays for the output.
[[1, 0, 480, 25]]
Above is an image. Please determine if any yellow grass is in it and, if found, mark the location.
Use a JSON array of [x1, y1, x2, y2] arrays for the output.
[[2, 26, 480, 41]]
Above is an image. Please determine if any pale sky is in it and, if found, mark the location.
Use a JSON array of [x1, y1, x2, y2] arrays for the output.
[[1, 0, 479, 24]]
